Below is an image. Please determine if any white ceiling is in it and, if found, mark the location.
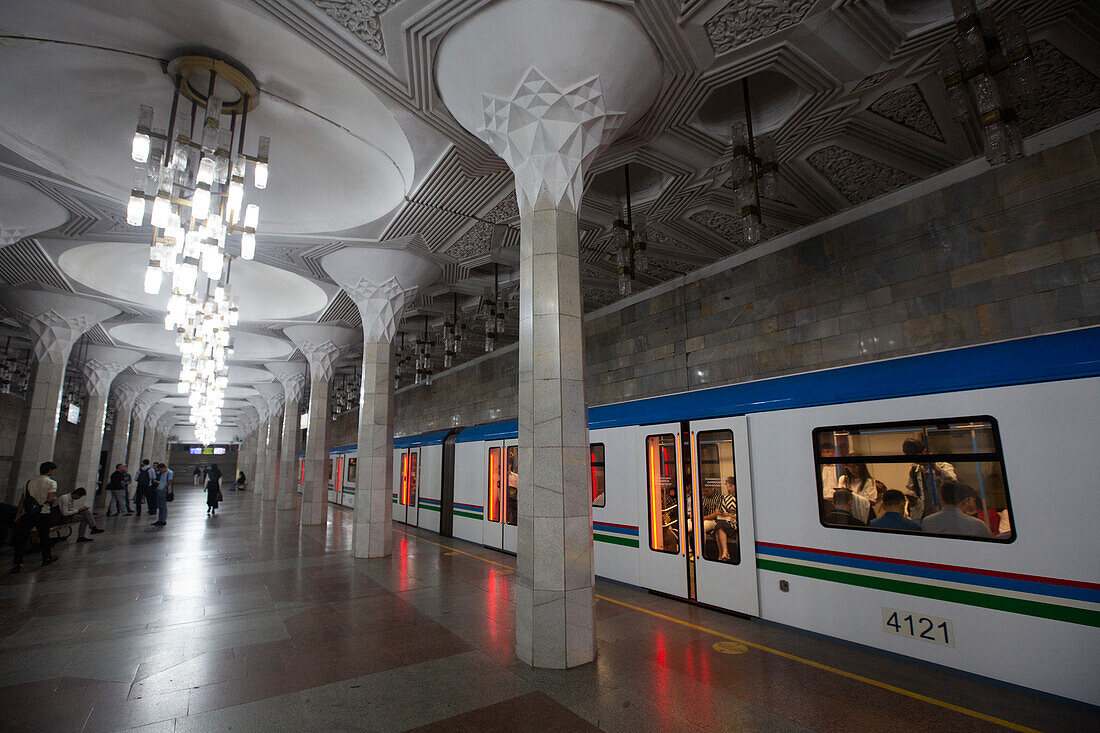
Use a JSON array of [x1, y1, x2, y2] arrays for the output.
[[0, 0, 1097, 438]]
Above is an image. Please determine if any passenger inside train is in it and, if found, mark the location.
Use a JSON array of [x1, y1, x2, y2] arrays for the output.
[[815, 418, 1014, 541]]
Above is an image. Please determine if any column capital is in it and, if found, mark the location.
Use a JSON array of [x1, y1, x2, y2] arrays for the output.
[[254, 382, 284, 413], [267, 363, 307, 404], [246, 396, 269, 423], [0, 289, 119, 364], [284, 324, 358, 382], [110, 374, 158, 412], [81, 346, 143, 398], [132, 390, 160, 423], [478, 68, 624, 215]]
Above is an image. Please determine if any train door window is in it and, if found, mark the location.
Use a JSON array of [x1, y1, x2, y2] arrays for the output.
[[346, 457, 357, 484], [813, 417, 1014, 542], [646, 434, 680, 554], [591, 444, 606, 507], [399, 452, 418, 506], [696, 430, 739, 564], [488, 447, 503, 523], [505, 446, 518, 525]]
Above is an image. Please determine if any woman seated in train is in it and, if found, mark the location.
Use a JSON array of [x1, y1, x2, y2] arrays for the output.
[[713, 476, 738, 562], [699, 482, 720, 544]]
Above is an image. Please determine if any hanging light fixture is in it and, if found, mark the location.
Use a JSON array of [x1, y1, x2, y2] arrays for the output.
[[484, 264, 506, 353], [939, 0, 1037, 166], [726, 78, 777, 247], [124, 55, 271, 445], [415, 317, 434, 386], [0, 337, 32, 396], [442, 293, 463, 368], [393, 333, 407, 390], [613, 165, 654, 297]]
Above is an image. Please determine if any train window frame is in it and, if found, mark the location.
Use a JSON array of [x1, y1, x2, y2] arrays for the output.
[[695, 429, 740, 565], [487, 446, 503, 524], [591, 443, 606, 508], [813, 415, 1016, 544], [645, 433, 681, 555]]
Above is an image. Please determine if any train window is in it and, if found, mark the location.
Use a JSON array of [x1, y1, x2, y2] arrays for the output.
[[591, 444, 606, 507], [346, 457, 357, 484], [505, 446, 517, 526], [696, 430, 739, 564], [813, 417, 1014, 542], [646, 434, 680, 554], [488, 447, 502, 523], [399, 452, 418, 506]]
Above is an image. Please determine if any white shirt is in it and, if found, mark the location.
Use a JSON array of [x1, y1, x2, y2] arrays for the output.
[[26, 475, 57, 514], [57, 492, 88, 517]]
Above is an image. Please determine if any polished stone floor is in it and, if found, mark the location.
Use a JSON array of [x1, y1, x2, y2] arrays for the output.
[[0, 487, 1095, 732]]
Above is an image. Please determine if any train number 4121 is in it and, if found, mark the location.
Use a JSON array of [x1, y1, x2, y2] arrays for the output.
[[882, 607, 954, 647]]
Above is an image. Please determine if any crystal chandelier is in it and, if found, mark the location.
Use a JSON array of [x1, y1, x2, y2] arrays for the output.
[[939, 0, 1037, 166], [613, 165, 651, 297], [124, 56, 270, 445], [727, 78, 777, 246], [331, 370, 361, 420], [415, 317, 434, 386], [441, 293, 465, 369], [393, 333, 409, 390], [484, 264, 505, 353]]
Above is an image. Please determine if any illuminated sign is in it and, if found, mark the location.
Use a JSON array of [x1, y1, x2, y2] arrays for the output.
[[300, 411, 309, 430], [66, 403, 80, 424], [213, 447, 226, 455], [189, 447, 202, 455]]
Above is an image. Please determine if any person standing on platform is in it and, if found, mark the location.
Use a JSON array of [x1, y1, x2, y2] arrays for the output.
[[11, 462, 59, 573], [193, 466, 202, 486], [106, 464, 128, 516], [206, 463, 222, 516], [152, 462, 173, 527], [121, 465, 134, 516], [134, 459, 156, 517]]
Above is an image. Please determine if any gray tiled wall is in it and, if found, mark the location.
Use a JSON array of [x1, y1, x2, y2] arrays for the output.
[[393, 131, 1100, 436]]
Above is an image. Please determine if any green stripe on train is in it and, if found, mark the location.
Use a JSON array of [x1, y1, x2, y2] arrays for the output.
[[757, 558, 1100, 628], [594, 534, 640, 548], [420, 504, 441, 513], [453, 510, 483, 520]]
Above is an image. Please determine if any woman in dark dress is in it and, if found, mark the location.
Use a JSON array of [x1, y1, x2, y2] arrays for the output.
[[206, 463, 223, 515]]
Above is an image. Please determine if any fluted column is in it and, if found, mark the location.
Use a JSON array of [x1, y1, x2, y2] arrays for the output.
[[437, 4, 661, 663], [0, 290, 118, 501], [74, 346, 142, 496], [321, 248, 442, 558], [142, 403, 170, 467], [254, 383, 283, 503], [247, 397, 269, 495], [103, 375, 156, 507], [285, 325, 357, 525], [267, 363, 307, 511], [127, 391, 159, 476]]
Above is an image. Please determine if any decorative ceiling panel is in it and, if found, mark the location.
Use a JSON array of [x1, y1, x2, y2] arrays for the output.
[[309, 0, 403, 54], [0, 239, 72, 291], [869, 84, 944, 141], [704, 0, 817, 56], [806, 145, 919, 206], [1019, 39, 1100, 137]]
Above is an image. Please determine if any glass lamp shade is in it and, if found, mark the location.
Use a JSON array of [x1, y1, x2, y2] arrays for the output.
[[126, 195, 146, 226], [150, 194, 172, 229], [240, 232, 256, 260], [244, 204, 259, 230], [254, 161, 268, 189], [143, 262, 163, 294], [192, 186, 211, 220], [131, 133, 151, 163]]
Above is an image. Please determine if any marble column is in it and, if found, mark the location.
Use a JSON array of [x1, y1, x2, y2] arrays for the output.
[[285, 325, 358, 526], [254, 382, 283, 503], [0, 290, 118, 501], [321, 248, 442, 558], [436, 6, 660, 661], [74, 346, 142, 496], [127, 391, 159, 477], [142, 403, 170, 466], [246, 397, 269, 495], [267, 363, 307, 512], [103, 374, 156, 506]]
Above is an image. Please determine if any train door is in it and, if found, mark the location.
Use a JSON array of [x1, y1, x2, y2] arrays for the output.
[[395, 448, 420, 525], [689, 417, 759, 615], [483, 441, 518, 552], [638, 424, 688, 598], [328, 455, 342, 504]]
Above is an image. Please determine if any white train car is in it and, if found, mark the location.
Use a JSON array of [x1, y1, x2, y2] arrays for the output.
[[326, 443, 356, 508], [333, 327, 1100, 704], [392, 429, 455, 532]]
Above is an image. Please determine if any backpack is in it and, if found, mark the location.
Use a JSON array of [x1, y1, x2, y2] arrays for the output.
[[137, 466, 154, 488]]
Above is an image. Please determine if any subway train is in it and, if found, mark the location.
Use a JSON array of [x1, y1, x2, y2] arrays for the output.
[[315, 328, 1100, 705]]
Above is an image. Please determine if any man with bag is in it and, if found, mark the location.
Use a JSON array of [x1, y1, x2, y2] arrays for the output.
[[134, 459, 157, 517], [10, 462, 60, 573]]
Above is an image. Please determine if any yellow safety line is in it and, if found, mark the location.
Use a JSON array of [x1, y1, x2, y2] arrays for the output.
[[393, 528, 1039, 733]]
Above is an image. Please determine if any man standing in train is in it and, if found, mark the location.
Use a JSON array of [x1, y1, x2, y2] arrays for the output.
[[902, 438, 955, 518]]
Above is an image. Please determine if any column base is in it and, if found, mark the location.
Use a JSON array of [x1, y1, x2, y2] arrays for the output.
[[515, 583, 595, 668]]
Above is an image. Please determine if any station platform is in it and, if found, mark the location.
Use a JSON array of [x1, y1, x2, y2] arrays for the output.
[[0, 488, 1095, 732]]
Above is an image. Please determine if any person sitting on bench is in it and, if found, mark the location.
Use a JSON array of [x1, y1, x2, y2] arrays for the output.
[[57, 488, 104, 543]]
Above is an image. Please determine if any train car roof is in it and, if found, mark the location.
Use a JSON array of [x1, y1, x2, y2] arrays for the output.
[[410, 326, 1100, 444], [394, 429, 456, 448]]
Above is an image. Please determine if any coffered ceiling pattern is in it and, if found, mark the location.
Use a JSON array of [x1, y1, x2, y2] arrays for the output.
[[0, 0, 1098, 438]]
